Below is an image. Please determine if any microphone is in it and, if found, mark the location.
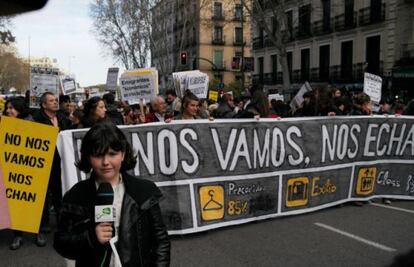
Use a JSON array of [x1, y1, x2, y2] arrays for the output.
[[94, 183, 115, 223]]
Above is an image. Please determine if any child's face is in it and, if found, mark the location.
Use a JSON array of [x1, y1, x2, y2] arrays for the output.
[[90, 148, 124, 183]]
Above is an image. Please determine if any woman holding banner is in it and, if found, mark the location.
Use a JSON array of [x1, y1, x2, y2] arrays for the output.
[[175, 90, 200, 120], [3, 96, 47, 249], [54, 122, 170, 266]]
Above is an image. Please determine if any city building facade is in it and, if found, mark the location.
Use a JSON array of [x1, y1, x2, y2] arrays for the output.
[[252, 0, 414, 100], [152, 0, 253, 93]]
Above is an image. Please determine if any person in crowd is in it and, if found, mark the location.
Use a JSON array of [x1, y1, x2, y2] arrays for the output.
[[54, 122, 170, 266], [165, 89, 181, 117], [237, 89, 270, 118], [4, 97, 47, 249], [328, 96, 349, 116], [271, 99, 290, 118], [175, 90, 200, 120], [146, 96, 167, 122], [59, 95, 72, 118], [69, 108, 84, 129], [198, 99, 210, 119], [377, 98, 394, 115], [233, 97, 244, 115], [215, 93, 235, 118], [102, 93, 124, 125], [79, 96, 108, 128], [403, 99, 414, 115], [350, 92, 372, 115], [32, 92, 70, 245], [293, 91, 318, 117]]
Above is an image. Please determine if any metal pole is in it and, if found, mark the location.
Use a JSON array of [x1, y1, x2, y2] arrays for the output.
[[241, 0, 245, 92]]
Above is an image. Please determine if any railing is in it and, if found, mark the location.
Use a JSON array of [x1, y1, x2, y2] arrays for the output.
[[212, 60, 226, 71], [359, 3, 385, 26], [334, 12, 357, 31], [212, 14, 225, 21], [313, 18, 333, 36], [212, 37, 225, 45], [253, 37, 264, 50], [294, 26, 312, 39]]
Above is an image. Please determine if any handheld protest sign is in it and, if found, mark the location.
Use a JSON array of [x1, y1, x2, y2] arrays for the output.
[[30, 67, 60, 108], [0, 161, 11, 230], [363, 72, 382, 104], [106, 67, 119, 92], [119, 68, 158, 105], [0, 117, 58, 233]]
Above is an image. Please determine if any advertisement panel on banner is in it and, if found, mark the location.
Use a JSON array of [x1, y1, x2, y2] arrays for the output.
[[106, 67, 119, 92], [0, 117, 58, 233], [120, 68, 158, 104], [363, 72, 382, 104], [58, 116, 414, 234]]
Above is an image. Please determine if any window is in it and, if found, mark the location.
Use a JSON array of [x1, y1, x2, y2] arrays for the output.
[[287, 51, 293, 81], [271, 54, 277, 83], [341, 41, 353, 81], [235, 27, 243, 44], [299, 5, 311, 36], [214, 26, 223, 41], [301, 49, 310, 81], [214, 50, 223, 69], [322, 0, 331, 31], [319, 45, 330, 81], [366, 35, 381, 75], [235, 4, 242, 20], [258, 57, 264, 84], [214, 2, 222, 18]]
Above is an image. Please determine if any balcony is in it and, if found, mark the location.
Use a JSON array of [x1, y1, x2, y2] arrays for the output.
[[313, 19, 333, 36], [212, 14, 225, 21], [253, 37, 264, 50], [294, 26, 312, 39], [233, 36, 244, 46], [359, 3, 386, 26], [212, 37, 225, 45], [334, 12, 357, 31]]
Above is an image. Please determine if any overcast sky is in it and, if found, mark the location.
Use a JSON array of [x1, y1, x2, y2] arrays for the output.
[[12, 0, 122, 87]]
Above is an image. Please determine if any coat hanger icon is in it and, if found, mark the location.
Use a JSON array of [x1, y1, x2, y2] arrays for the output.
[[203, 190, 223, 211]]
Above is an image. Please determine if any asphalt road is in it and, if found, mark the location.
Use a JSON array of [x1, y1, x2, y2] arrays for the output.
[[1, 200, 413, 267]]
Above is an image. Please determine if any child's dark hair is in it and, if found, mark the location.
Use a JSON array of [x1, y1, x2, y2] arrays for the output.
[[76, 122, 136, 173]]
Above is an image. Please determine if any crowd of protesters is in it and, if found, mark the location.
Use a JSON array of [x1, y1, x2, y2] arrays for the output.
[[0, 84, 414, 251]]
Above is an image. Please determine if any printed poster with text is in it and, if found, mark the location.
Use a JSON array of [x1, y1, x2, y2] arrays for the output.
[[0, 117, 58, 233]]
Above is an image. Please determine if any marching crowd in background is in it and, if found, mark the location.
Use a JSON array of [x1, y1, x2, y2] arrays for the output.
[[1, 84, 414, 252]]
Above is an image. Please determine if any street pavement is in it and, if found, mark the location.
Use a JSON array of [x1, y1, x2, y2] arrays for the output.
[[1, 200, 413, 267]]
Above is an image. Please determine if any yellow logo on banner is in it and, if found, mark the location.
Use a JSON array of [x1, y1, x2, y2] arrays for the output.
[[0, 117, 58, 233], [286, 177, 309, 207], [356, 167, 376, 195], [199, 185, 224, 221], [208, 91, 218, 102]]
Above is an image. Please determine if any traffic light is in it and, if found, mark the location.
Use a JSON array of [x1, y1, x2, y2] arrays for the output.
[[180, 51, 188, 65]]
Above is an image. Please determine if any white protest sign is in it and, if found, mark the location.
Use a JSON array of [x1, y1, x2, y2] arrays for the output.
[[363, 72, 382, 104], [172, 70, 204, 98], [268, 94, 284, 102], [289, 81, 312, 111], [120, 69, 158, 105], [62, 78, 76, 95], [106, 67, 119, 92], [30, 73, 60, 108], [186, 73, 209, 99]]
